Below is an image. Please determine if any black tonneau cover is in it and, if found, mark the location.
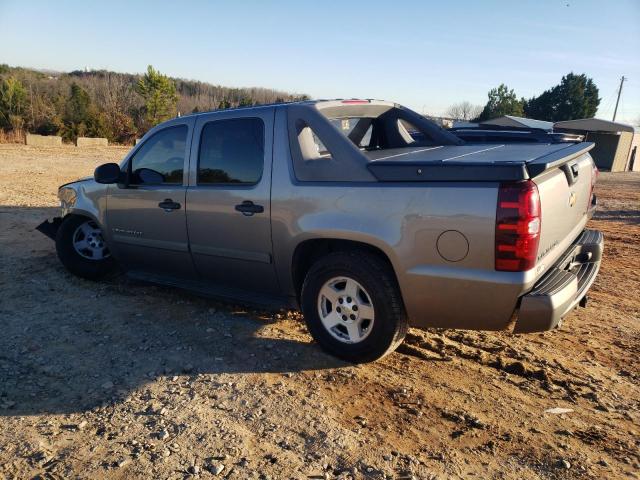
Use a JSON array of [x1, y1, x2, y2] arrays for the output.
[[366, 142, 594, 182]]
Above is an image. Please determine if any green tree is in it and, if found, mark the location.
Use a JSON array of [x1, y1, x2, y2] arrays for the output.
[[217, 99, 231, 110], [65, 83, 91, 125], [0, 76, 28, 130], [475, 84, 524, 122], [524, 73, 600, 121], [62, 83, 106, 141], [238, 97, 253, 107], [136, 65, 178, 127]]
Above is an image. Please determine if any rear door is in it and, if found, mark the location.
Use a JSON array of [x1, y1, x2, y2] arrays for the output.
[[106, 119, 197, 279], [186, 108, 279, 294]]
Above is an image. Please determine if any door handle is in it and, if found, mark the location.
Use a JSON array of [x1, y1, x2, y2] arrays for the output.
[[158, 199, 181, 212], [571, 163, 579, 177], [561, 163, 579, 186], [235, 200, 264, 216]]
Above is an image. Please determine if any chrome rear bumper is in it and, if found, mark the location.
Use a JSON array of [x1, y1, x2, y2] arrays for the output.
[[514, 229, 603, 333]]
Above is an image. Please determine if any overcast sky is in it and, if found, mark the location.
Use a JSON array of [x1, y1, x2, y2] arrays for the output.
[[1, 0, 638, 124]]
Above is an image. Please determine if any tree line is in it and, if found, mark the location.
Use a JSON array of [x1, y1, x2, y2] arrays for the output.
[[446, 72, 601, 123], [0, 65, 605, 142], [0, 64, 309, 144]]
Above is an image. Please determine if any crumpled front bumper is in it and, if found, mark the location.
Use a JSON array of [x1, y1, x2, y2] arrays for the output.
[[36, 217, 63, 240], [514, 229, 604, 334]]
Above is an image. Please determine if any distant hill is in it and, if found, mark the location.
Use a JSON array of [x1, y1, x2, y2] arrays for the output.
[[0, 64, 308, 144]]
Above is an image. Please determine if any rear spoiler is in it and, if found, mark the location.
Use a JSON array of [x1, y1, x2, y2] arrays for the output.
[[367, 142, 595, 182], [526, 142, 594, 178]]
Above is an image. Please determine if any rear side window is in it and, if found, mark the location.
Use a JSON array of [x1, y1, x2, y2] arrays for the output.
[[398, 119, 420, 144], [330, 118, 373, 148], [198, 118, 264, 185], [298, 123, 332, 160], [130, 125, 187, 184]]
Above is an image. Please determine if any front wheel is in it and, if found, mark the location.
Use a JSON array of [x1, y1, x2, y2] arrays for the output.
[[301, 251, 408, 363], [55, 215, 117, 280]]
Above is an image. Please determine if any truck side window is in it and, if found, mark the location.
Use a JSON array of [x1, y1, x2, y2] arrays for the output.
[[198, 118, 264, 185], [130, 125, 187, 185], [397, 119, 434, 146], [397, 119, 418, 144], [298, 124, 332, 160]]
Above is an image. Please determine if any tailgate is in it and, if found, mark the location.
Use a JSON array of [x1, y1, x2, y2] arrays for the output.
[[532, 151, 595, 274]]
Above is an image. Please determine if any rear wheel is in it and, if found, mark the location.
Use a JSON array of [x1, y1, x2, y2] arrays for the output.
[[55, 215, 117, 280], [301, 251, 408, 363]]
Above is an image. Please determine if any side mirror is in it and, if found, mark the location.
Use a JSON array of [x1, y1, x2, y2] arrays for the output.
[[94, 163, 122, 184]]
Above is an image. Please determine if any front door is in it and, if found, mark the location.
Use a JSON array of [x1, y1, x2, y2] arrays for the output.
[[106, 120, 196, 279], [186, 109, 279, 294]]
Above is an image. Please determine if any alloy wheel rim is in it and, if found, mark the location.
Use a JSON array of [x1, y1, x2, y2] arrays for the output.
[[317, 276, 375, 344], [72, 220, 110, 260]]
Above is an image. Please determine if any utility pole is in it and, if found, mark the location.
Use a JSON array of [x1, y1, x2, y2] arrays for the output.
[[612, 75, 626, 121]]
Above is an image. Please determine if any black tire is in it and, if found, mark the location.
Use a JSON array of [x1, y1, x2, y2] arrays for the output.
[[301, 251, 408, 363], [55, 215, 117, 280]]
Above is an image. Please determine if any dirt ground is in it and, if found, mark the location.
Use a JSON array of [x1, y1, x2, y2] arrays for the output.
[[0, 144, 638, 480]]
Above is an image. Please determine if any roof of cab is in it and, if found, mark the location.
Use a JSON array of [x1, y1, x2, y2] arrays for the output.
[[175, 99, 396, 121]]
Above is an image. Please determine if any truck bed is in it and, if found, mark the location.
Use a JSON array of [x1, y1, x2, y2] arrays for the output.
[[366, 142, 595, 182]]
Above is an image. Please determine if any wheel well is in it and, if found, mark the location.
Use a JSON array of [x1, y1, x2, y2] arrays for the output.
[[292, 239, 397, 299], [64, 212, 90, 221], [58, 213, 103, 237], [62, 211, 99, 224]]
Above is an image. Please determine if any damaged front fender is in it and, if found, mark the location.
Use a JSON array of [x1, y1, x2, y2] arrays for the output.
[[36, 217, 63, 240]]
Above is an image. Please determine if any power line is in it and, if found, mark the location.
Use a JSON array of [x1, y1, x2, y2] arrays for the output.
[[600, 86, 618, 116]]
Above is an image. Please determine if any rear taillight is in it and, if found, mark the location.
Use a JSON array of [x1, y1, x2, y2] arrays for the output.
[[495, 181, 541, 272]]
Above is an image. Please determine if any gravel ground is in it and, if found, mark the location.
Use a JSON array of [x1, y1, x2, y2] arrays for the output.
[[0, 144, 638, 480]]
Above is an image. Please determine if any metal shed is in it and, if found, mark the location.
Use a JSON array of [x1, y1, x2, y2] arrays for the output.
[[553, 118, 637, 172], [481, 116, 554, 132]]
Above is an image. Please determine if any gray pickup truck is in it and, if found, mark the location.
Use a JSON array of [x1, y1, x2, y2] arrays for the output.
[[38, 99, 603, 362]]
